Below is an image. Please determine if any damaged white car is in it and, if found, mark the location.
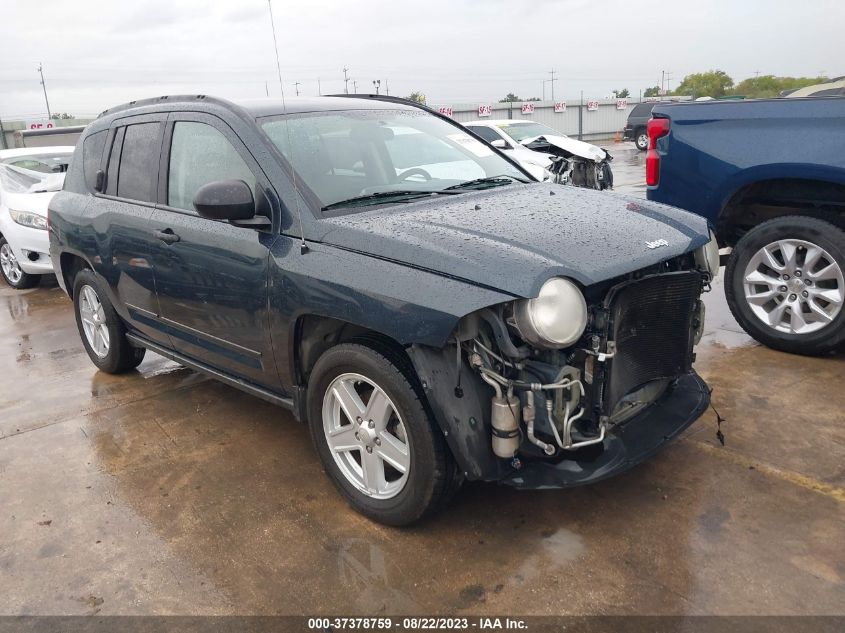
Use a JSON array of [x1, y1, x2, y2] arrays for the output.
[[465, 119, 613, 190]]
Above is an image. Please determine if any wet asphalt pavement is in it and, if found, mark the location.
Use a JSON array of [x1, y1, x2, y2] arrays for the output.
[[0, 149, 843, 616]]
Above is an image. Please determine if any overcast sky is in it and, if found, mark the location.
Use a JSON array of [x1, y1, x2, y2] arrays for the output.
[[0, 0, 841, 120]]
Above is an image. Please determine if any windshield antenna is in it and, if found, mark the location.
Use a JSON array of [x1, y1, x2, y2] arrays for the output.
[[267, 0, 308, 254]]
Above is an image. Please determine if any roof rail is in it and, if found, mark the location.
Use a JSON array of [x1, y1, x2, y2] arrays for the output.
[[96, 94, 238, 119], [326, 93, 437, 114]]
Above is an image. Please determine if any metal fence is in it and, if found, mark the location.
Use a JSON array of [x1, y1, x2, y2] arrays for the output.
[[429, 98, 636, 141]]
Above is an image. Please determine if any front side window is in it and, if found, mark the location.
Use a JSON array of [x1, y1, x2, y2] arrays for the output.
[[261, 109, 526, 212], [116, 123, 160, 202], [168, 122, 256, 212], [468, 125, 504, 144]]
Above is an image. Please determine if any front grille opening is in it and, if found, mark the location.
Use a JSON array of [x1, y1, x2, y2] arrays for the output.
[[604, 272, 702, 415]]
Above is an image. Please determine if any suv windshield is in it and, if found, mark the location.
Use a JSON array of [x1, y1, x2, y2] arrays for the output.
[[0, 151, 72, 174], [496, 121, 563, 142], [260, 109, 527, 210]]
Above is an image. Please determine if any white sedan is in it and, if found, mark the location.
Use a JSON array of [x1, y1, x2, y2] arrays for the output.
[[464, 119, 613, 189], [0, 147, 73, 289]]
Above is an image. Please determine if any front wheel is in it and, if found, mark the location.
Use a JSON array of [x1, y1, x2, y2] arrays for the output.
[[725, 216, 845, 355], [306, 343, 456, 526], [0, 237, 40, 289], [73, 269, 146, 373]]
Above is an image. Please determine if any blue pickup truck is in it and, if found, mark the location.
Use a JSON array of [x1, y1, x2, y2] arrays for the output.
[[647, 97, 845, 355]]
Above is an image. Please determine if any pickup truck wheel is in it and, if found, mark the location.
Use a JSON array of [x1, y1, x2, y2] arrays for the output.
[[73, 269, 146, 373], [725, 216, 845, 355], [635, 130, 649, 151], [307, 343, 453, 526], [0, 238, 40, 289]]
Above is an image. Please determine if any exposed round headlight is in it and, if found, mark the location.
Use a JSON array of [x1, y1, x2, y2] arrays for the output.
[[513, 277, 588, 349], [695, 230, 720, 280]]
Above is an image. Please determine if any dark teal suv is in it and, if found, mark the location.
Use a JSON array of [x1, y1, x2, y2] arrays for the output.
[[50, 94, 715, 525]]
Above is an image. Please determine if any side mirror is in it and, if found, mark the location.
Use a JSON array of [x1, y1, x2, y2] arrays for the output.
[[491, 139, 509, 150], [193, 179, 255, 221]]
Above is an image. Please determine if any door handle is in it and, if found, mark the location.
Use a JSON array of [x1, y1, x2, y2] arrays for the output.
[[154, 229, 181, 244]]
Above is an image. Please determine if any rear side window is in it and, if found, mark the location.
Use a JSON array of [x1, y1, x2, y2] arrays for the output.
[[469, 126, 504, 144], [106, 123, 160, 202], [82, 131, 107, 192], [630, 103, 655, 117], [167, 122, 255, 212]]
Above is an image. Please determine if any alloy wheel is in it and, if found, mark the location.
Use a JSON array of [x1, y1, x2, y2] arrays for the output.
[[78, 285, 111, 357], [322, 372, 410, 500], [743, 238, 844, 335], [636, 133, 649, 150], [0, 243, 23, 284]]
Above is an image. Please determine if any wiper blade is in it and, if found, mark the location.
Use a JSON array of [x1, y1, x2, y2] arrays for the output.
[[442, 175, 528, 191], [322, 190, 448, 211]]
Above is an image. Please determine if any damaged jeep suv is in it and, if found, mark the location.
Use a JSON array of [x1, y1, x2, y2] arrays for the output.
[[50, 95, 717, 525]]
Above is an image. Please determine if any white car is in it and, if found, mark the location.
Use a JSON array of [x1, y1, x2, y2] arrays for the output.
[[465, 119, 613, 189], [0, 147, 73, 289]]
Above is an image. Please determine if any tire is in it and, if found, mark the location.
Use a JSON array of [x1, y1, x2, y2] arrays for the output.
[[73, 269, 146, 373], [0, 237, 40, 290], [635, 129, 649, 151], [306, 342, 455, 526], [725, 216, 845, 355]]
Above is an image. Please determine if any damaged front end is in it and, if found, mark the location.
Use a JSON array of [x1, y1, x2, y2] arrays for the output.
[[408, 254, 712, 488], [522, 135, 614, 190]]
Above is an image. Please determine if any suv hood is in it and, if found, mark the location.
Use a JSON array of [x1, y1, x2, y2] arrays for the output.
[[317, 183, 709, 298]]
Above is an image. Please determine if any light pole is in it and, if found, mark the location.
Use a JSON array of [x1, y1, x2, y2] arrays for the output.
[[37, 63, 52, 120]]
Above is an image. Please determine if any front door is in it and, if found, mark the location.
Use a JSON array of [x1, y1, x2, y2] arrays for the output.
[[146, 113, 281, 389]]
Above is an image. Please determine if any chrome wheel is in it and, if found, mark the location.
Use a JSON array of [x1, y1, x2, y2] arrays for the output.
[[78, 285, 111, 357], [636, 132, 649, 150], [743, 238, 844, 335], [0, 243, 23, 284], [322, 373, 410, 500]]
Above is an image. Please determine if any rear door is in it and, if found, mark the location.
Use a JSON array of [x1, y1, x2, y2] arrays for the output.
[[92, 114, 171, 347], [146, 112, 281, 389]]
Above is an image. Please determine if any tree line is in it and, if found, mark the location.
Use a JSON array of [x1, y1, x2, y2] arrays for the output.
[[643, 71, 828, 100]]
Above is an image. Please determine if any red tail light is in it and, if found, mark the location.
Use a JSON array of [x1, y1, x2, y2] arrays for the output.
[[646, 117, 671, 186]]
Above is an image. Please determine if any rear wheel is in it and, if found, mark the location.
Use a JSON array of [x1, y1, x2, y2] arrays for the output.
[[306, 343, 455, 526], [635, 129, 649, 151], [0, 238, 40, 290], [725, 216, 845, 355], [73, 269, 146, 373]]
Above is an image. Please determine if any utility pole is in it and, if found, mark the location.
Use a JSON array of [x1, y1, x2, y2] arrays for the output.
[[294, 81, 301, 96], [661, 70, 665, 95], [343, 67, 350, 94], [37, 63, 52, 120], [372, 79, 381, 95], [318, 78, 322, 95], [548, 69, 557, 102], [385, 79, 389, 96], [265, 81, 269, 97], [352, 80, 357, 94]]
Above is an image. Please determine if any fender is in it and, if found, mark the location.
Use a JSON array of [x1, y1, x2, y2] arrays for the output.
[[714, 164, 845, 221]]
